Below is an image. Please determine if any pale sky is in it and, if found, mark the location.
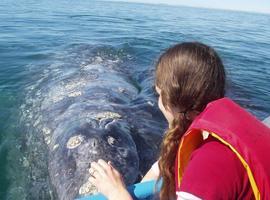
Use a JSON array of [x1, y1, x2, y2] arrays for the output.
[[107, 0, 270, 14]]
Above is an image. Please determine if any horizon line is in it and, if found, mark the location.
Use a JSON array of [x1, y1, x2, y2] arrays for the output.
[[103, 0, 270, 15]]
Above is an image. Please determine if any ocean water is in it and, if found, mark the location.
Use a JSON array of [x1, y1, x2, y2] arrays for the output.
[[0, 0, 269, 199]]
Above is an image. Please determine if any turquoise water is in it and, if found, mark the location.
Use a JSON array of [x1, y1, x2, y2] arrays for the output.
[[0, 0, 270, 199]]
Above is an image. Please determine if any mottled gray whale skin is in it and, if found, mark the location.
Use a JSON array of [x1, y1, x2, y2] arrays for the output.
[[23, 50, 165, 200], [49, 119, 139, 200], [42, 61, 141, 200]]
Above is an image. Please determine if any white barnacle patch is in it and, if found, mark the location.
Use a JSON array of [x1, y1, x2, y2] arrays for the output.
[[44, 136, 51, 145], [107, 136, 116, 145], [89, 149, 98, 154], [42, 127, 51, 145], [42, 127, 51, 135], [147, 101, 155, 106], [94, 112, 121, 121], [65, 81, 86, 90], [53, 144, 59, 151], [118, 87, 126, 93], [79, 180, 97, 195], [66, 135, 84, 149], [68, 91, 82, 97], [52, 95, 64, 103], [22, 157, 29, 167]]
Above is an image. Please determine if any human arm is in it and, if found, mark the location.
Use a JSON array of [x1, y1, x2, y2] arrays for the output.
[[141, 161, 202, 200], [141, 160, 160, 182], [89, 159, 133, 200]]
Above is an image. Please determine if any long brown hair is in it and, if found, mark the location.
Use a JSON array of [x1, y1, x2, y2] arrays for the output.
[[155, 42, 226, 200]]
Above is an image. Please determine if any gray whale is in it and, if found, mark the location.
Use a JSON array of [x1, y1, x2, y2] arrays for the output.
[[21, 46, 165, 200]]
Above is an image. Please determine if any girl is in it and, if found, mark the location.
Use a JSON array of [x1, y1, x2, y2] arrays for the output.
[[89, 42, 270, 200]]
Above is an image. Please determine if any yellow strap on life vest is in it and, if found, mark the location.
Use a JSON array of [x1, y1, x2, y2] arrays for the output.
[[210, 132, 260, 200], [177, 131, 260, 200]]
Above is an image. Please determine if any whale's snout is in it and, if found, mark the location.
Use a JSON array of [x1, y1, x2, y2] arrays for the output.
[[49, 121, 139, 200]]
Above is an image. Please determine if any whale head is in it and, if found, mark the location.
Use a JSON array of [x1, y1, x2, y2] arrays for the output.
[[48, 119, 139, 200]]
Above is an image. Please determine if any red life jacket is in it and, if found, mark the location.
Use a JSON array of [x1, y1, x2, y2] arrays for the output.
[[175, 98, 270, 200]]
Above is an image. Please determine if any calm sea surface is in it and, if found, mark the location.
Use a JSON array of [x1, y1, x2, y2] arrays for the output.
[[0, 0, 269, 199]]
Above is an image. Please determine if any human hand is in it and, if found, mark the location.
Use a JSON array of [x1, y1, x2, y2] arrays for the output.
[[89, 159, 132, 200]]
